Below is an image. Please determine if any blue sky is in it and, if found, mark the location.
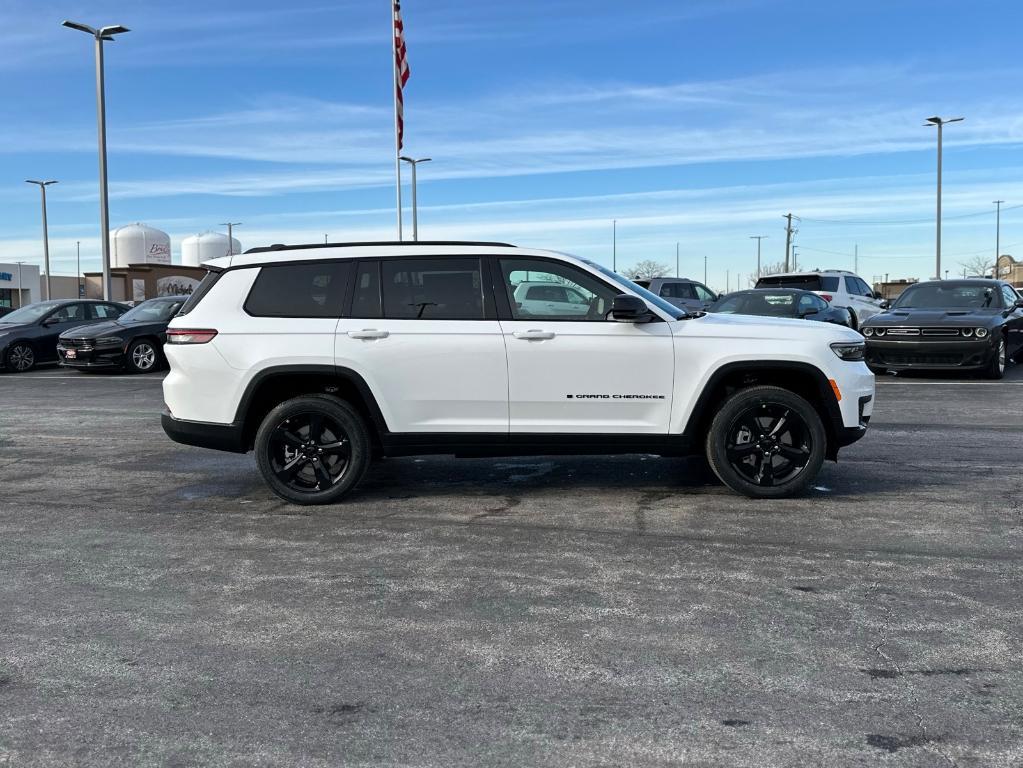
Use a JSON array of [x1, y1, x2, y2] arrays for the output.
[[3, 0, 1023, 290]]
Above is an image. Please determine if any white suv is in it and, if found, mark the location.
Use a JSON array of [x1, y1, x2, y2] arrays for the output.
[[755, 270, 884, 329], [162, 241, 874, 503]]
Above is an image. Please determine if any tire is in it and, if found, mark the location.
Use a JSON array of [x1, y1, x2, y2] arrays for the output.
[[125, 338, 160, 374], [705, 385, 827, 499], [255, 394, 372, 505], [5, 342, 35, 373], [982, 336, 1006, 380]]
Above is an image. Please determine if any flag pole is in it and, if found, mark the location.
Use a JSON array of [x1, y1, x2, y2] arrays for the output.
[[390, 1, 403, 241]]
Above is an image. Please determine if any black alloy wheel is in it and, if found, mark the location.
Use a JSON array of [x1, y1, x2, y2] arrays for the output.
[[255, 394, 371, 505], [705, 385, 826, 498], [982, 336, 1006, 380], [5, 343, 35, 373], [126, 339, 159, 373]]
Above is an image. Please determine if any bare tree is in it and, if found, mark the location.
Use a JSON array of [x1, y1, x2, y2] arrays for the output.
[[747, 261, 787, 287], [958, 255, 994, 278], [622, 259, 672, 280]]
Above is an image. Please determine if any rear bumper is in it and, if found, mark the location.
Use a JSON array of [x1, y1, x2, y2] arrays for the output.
[[866, 339, 996, 370], [161, 412, 247, 453]]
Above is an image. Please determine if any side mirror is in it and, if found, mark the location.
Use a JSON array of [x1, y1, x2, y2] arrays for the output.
[[800, 308, 820, 318], [42, 317, 57, 327], [610, 294, 652, 323], [1015, 299, 1023, 310]]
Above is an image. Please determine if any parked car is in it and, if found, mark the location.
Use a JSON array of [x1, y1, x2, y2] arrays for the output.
[[708, 289, 854, 327], [754, 270, 884, 329], [0, 299, 129, 372], [513, 280, 591, 317], [632, 277, 718, 313], [161, 241, 873, 502], [862, 279, 1023, 379], [57, 295, 188, 373]]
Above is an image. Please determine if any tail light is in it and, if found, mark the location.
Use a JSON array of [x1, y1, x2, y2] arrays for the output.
[[166, 329, 218, 344], [820, 294, 833, 303]]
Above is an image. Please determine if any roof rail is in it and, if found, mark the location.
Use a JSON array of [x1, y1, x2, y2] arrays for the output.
[[244, 240, 516, 254]]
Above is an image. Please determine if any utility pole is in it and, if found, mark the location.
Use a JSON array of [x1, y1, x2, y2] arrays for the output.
[[994, 200, 1004, 275], [220, 222, 242, 256], [750, 235, 767, 278], [675, 242, 679, 277], [703, 254, 707, 284], [324, 234, 329, 244], [854, 244, 859, 274], [612, 219, 617, 271], [726, 269, 729, 293], [791, 245, 799, 271], [76, 240, 81, 297], [783, 213, 794, 271]]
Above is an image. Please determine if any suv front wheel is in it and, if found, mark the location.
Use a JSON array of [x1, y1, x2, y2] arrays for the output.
[[255, 394, 372, 505], [705, 386, 827, 498]]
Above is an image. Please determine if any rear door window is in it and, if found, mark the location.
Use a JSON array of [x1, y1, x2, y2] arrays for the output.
[[381, 258, 485, 320], [90, 303, 124, 319], [245, 262, 351, 318]]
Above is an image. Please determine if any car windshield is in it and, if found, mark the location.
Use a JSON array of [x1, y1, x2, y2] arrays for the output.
[[0, 301, 62, 324], [120, 298, 184, 323], [583, 261, 687, 319], [713, 292, 797, 317], [893, 283, 998, 309]]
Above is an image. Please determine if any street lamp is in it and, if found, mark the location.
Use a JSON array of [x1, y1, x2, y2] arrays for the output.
[[25, 180, 57, 300], [993, 200, 1005, 272], [76, 240, 82, 297], [62, 19, 130, 301], [14, 262, 26, 308], [924, 115, 964, 280], [398, 156, 431, 241], [749, 235, 768, 278], [220, 222, 242, 256]]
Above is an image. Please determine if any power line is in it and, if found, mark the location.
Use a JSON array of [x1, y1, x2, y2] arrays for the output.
[[798, 202, 1023, 226]]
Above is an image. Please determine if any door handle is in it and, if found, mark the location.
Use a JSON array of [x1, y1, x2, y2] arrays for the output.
[[513, 330, 556, 340], [347, 329, 389, 339]]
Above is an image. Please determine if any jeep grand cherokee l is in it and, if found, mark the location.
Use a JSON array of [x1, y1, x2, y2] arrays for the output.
[[161, 241, 874, 503]]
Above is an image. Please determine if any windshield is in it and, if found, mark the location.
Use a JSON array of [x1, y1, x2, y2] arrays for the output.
[[0, 301, 62, 324], [893, 283, 998, 310], [583, 261, 687, 319], [713, 292, 798, 317], [120, 298, 184, 323]]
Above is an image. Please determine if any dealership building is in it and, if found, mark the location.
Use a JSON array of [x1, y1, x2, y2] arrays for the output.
[[0, 263, 41, 310]]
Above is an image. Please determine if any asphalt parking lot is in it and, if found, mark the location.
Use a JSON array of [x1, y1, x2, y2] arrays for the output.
[[1, 366, 1022, 767]]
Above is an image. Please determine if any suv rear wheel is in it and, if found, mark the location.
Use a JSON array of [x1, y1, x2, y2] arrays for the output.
[[255, 394, 372, 505], [705, 385, 826, 498]]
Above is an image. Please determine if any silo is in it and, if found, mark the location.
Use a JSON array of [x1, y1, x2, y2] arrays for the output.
[[180, 231, 242, 266], [110, 223, 172, 267]]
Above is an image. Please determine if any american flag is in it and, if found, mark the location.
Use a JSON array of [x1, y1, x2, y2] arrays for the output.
[[393, 1, 410, 149]]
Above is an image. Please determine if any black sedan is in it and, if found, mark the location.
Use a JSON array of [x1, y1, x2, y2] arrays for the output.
[[862, 280, 1023, 379], [0, 299, 129, 372], [58, 296, 188, 374], [707, 288, 854, 327]]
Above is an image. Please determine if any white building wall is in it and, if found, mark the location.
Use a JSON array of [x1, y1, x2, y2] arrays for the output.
[[0, 263, 41, 308]]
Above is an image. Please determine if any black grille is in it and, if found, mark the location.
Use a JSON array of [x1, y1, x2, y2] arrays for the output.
[[880, 352, 963, 365], [60, 338, 94, 349]]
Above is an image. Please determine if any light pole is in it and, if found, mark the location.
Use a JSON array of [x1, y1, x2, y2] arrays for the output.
[[76, 240, 82, 297], [15, 261, 25, 308], [220, 222, 242, 256], [398, 156, 431, 241], [924, 115, 964, 280], [63, 20, 130, 301], [994, 200, 1004, 274], [675, 242, 679, 277], [25, 180, 57, 300], [612, 219, 617, 271], [703, 254, 707, 284], [750, 235, 767, 278]]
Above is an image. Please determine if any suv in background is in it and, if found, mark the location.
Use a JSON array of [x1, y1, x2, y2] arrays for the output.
[[161, 241, 874, 504], [755, 270, 883, 330], [633, 277, 718, 313]]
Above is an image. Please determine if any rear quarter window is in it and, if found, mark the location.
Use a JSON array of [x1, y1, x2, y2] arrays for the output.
[[177, 271, 222, 316], [244, 262, 352, 318]]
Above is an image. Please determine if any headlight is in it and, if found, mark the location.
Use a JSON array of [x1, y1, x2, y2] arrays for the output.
[[862, 327, 874, 337], [975, 327, 989, 339], [874, 328, 885, 337], [95, 336, 124, 345], [831, 341, 865, 361]]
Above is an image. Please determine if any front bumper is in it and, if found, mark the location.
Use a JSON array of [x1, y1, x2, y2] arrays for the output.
[[865, 338, 996, 370], [57, 344, 126, 369]]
